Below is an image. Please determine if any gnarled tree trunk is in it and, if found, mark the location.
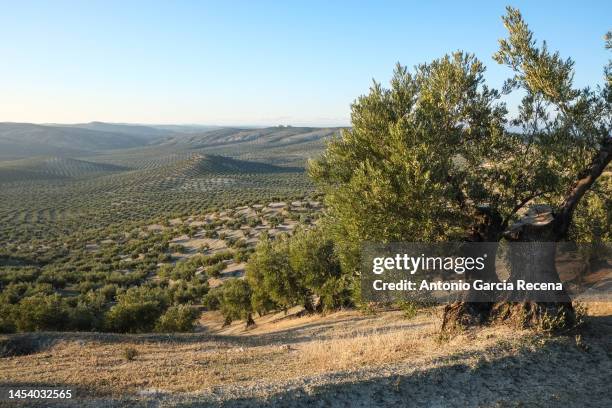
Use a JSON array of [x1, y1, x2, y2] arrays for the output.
[[443, 135, 611, 332], [490, 208, 575, 329], [441, 206, 504, 331]]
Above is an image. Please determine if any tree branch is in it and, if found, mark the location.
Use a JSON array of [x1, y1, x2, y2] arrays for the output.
[[554, 135, 612, 238]]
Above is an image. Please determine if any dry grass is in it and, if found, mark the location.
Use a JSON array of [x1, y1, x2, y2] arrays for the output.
[[1, 304, 609, 399], [299, 328, 427, 371]]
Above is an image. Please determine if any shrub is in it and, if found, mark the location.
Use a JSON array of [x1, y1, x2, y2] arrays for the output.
[[246, 227, 350, 314], [246, 234, 307, 311], [123, 347, 138, 361], [288, 227, 348, 311], [99, 284, 118, 302], [396, 301, 419, 319], [234, 249, 250, 263], [66, 301, 104, 331], [206, 262, 225, 278], [104, 286, 169, 333], [15, 294, 68, 331], [202, 287, 223, 311], [0, 304, 16, 334], [219, 279, 253, 326], [105, 301, 162, 333], [169, 280, 208, 304], [169, 243, 188, 254], [155, 305, 200, 332]]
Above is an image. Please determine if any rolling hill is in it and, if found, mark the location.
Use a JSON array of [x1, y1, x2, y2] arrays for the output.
[[162, 154, 302, 176], [0, 123, 337, 241], [0, 123, 341, 165], [0, 122, 165, 160], [163, 126, 339, 149], [157, 126, 341, 166], [60, 121, 175, 139], [0, 157, 128, 182]]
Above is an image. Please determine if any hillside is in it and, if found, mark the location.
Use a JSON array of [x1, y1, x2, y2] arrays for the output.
[[171, 154, 302, 175], [0, 152, 312, 243], [0, 123, 164, 160], [0, 123, 340, 165], [1, 305, 610, 407], [0, 157, 128, 182], [166, 126, 335, 147], [154, 126, 340, 166], [60, 122, 175, 139]]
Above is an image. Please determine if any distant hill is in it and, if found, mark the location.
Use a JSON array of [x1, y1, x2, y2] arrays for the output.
[[61, 122, 173, 139], [167, 154, 302, 176], [165, 126, 339, 149], [0, 153, 297, 184], [147, 124, 224, 134], [0, 123, 342, 166], [157, 126, 341, 166], [0, 157, 128, 182], [0, 123, 164, 160]]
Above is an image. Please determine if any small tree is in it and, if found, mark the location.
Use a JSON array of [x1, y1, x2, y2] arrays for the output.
[[155, 305, 200, 332], [288, 226, 350, 311], [104, 286, 169, 333], [246, 233, 307, 312], [15, 294, 68, 331], [220, 279, 255, 328]]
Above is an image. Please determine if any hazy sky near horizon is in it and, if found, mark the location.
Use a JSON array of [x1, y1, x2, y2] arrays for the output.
[[0, 1, 610, 127]]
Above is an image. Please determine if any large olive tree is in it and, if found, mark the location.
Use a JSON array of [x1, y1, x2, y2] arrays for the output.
[[310, 7, 611, 328]]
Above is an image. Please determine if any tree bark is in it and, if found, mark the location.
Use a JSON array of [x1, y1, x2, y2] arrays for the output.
[[491, 208, 575, 328], [490, 136, 611, 329], [553, 136, 612, 239], [245, 313, 255, 329], [442, 206, 504, 331], [443, 136, 611, 331]]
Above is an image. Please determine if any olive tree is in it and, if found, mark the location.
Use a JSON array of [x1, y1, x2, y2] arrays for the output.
[[310, 7, 611, 329]]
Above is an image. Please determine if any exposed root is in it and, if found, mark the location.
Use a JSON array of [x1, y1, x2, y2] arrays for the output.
[[442, 301, 579, 334], [490, 301, 576, 332], [441, 302, 492, 333]]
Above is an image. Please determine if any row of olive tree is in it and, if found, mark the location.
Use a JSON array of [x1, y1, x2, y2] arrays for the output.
[[0, 283, 202, 334]]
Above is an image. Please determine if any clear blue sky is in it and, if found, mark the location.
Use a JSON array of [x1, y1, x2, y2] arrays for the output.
[[0, 1, 609, 126]]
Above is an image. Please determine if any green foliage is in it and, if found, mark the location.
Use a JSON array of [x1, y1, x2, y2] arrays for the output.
[[168, 279, 209, 305], [14, 294, 68, 332], [219, 279, 253, 325], [569, 174, 611, 271], [309, 55, 503, 274], [206, 262, 225, 278], [396, 301, 419, 319], [246, 233, 307, 311], [202, 286, 223, 311], [65, 291, 107, 331], [246, 227, 351, 314], [288, 227, 351, 311], [0, 304, 16, 333], [155, 305, 200, 332], [104, 286, 169, 333], [309, 6, 612, 290]]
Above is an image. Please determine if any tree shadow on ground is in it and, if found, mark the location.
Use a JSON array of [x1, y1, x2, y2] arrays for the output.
[[188, 332, 611, 408], [0, 314, 431, 352], [2, 331, 610, 408]]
